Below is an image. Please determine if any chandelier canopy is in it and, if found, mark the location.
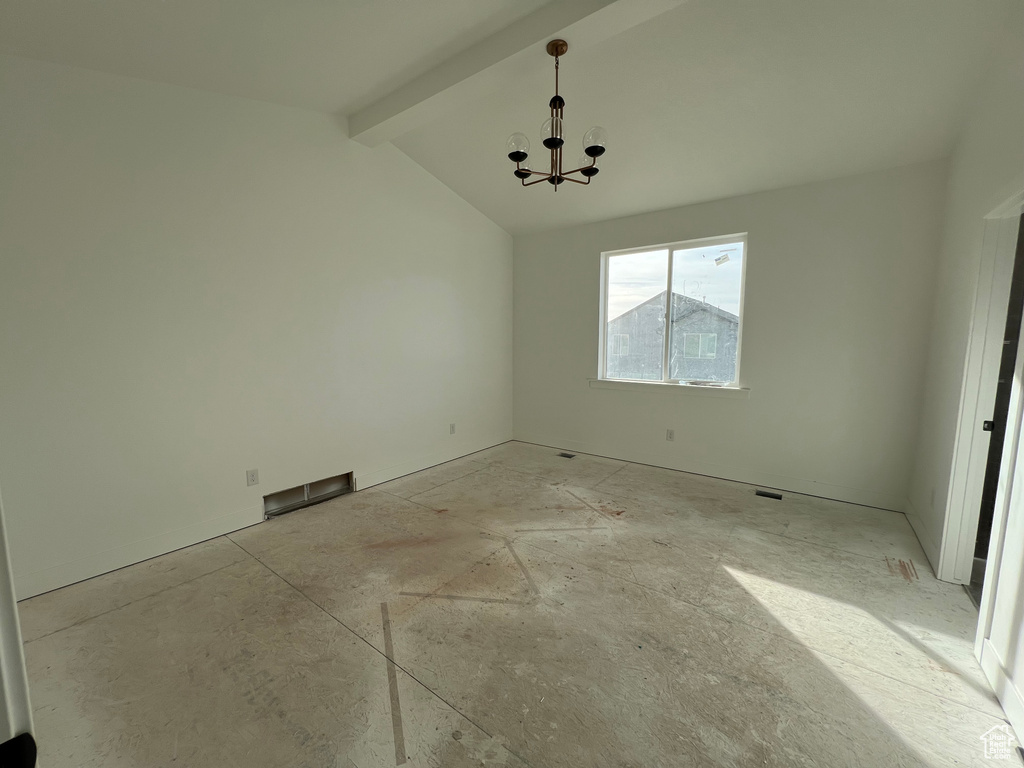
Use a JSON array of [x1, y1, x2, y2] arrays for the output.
[[505, 40, 607, 190]]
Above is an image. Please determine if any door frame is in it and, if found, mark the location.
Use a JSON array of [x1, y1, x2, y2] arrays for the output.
[[975, 225, 1024, 735], [938, 190, 1024, 584]]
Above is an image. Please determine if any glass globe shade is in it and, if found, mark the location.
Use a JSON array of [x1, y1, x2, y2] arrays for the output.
[[506, 132, 530, 163], [541, 117, 564, 150], [579, 154, 599, 177], [583, 126, 608, 158]]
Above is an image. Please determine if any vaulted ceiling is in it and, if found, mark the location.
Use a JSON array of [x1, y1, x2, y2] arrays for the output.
[[0, 0, 554, 113], [0, 0, 1014, 235]]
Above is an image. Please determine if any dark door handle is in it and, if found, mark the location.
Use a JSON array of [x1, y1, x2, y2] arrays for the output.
[[983, 421, 995, 432]]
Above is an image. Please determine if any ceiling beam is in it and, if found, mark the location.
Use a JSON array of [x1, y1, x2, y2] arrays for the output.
[[347, 0, 684, 147]]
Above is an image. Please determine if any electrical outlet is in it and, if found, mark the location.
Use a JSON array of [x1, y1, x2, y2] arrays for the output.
[[246, 469, 259, 487], [666, 429, 675, 442], [450, 423, 456, 435]]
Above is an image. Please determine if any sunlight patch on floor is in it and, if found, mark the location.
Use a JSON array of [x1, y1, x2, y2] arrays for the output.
[[724, 565, 1003, 767]]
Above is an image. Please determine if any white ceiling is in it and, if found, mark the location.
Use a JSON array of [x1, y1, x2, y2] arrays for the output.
[[394, 0, 1013, 234], [0, 0, 552, 113], [0, 0, 1013, 236]]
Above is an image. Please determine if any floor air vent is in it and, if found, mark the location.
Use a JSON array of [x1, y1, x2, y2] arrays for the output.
[[264, 472, 354, 519], [557, 452, 576, 459]]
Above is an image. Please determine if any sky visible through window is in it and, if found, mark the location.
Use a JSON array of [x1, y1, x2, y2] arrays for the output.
[[607, 241, 744, 321]]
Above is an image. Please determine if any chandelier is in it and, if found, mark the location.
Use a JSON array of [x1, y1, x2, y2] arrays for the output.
[[505, 39, 607, 190]]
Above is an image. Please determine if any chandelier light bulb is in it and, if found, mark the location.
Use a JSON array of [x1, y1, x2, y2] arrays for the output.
[[583, 126, 608, 158], [579, 154, 599, 178], [514, 161, 532, 180], [541, 116, 564, 150], [506, 132, 530, 163]]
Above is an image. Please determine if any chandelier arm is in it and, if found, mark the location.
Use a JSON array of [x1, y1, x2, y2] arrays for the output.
[[516, 161, 551, 176], [562, 163, 592, 175], [521, 174, 553, 187], [559, 174, 590, 186]]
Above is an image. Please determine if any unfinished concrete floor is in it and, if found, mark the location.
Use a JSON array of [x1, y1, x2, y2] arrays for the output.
[[19, 441, 1013, 767]]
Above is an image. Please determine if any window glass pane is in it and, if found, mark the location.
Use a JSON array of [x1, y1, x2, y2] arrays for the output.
[[605, 250, 668, 380], [701, 333, 717, 359], [683, 333, 699, 358], [611, 334, 629, 356], [669, 241, 743, 382]]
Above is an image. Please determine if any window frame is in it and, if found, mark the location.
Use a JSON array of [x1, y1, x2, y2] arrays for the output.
[[598, 233, 748, 387]]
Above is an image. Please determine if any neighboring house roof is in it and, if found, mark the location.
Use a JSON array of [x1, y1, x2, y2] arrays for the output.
[[609, 290, 739, 325]]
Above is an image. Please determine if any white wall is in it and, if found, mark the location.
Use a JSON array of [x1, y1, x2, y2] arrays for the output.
[[514, 160, 948, 511], [907, 10, 1024, 569], [0, 55, 513, 599]]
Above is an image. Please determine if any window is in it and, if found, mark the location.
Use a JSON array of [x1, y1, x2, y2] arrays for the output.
[[600, 234, 746, 385], [683, 333, 717, 359]]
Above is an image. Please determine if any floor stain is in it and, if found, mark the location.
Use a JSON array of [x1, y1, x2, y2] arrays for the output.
[[885, 557, 918, 582]]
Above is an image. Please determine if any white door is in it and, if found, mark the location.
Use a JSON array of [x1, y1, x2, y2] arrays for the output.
[[940, 197, 1024, 584], [977, 222, 1024, 738]]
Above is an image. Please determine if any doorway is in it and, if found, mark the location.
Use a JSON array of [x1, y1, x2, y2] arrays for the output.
[[970, 213, 1024, 606], [939, 195, 1024, 587], [975, 211, 1024, 739]]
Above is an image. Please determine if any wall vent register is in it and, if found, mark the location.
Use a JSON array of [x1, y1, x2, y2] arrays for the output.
[[263, 472, 354, 519]]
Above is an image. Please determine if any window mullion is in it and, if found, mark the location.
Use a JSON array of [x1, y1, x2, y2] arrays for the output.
[[600, 255, 609, 379], [662, 251, 674, 381]]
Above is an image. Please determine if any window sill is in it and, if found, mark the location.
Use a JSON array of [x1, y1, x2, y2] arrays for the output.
[[588, 378, 750, 399]]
